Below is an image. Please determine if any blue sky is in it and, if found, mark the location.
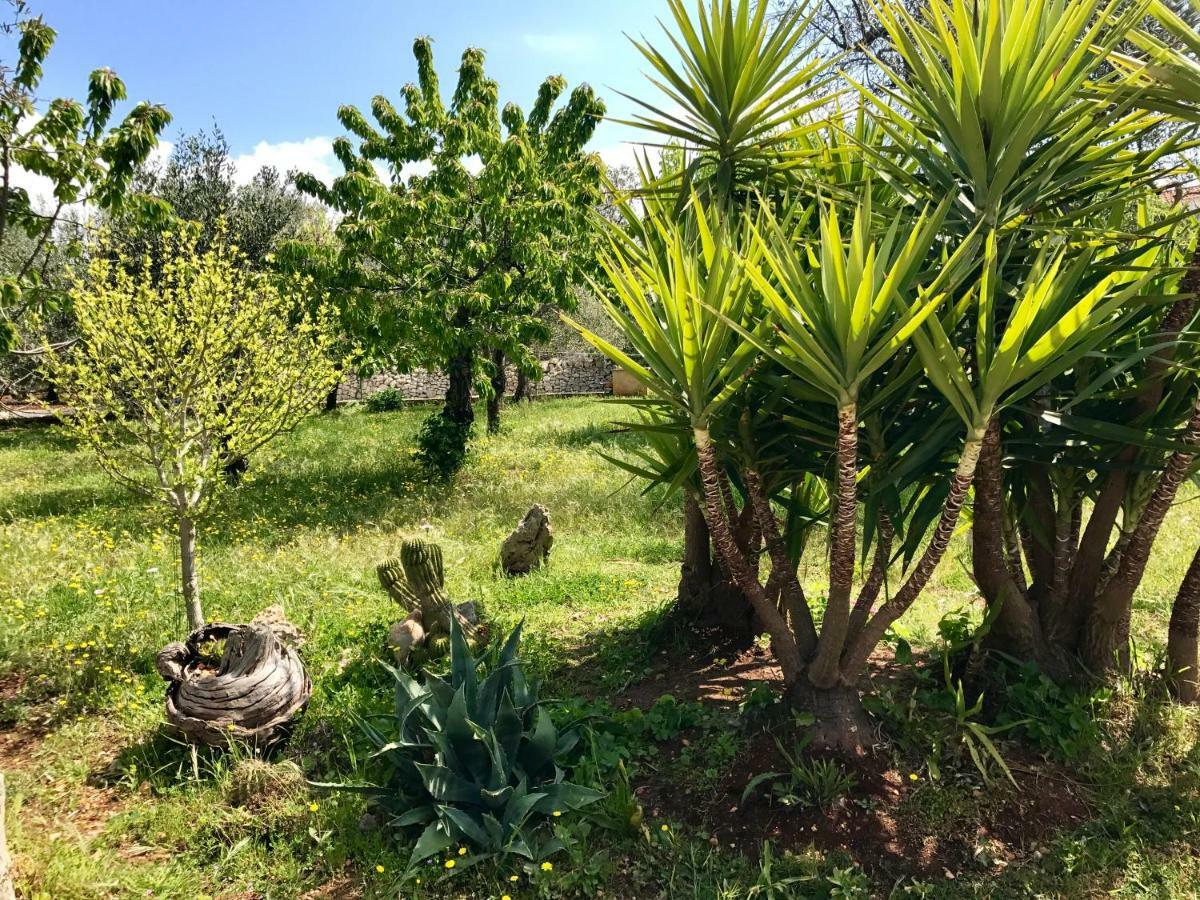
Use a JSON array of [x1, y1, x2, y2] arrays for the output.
[[23, 0, 678, 182]]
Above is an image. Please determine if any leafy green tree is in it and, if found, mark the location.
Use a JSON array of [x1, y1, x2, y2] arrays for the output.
[[293, 36, 605, 460], [0, 1, 170, 385], [107, 124, 313, 268], [42, 228, 341, 631]]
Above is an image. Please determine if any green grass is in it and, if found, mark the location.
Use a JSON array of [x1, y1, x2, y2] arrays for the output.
[[1, 397, 1199, 898]]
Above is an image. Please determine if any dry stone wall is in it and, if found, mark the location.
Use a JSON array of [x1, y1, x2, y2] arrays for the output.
[[338, 352, 613, 403]]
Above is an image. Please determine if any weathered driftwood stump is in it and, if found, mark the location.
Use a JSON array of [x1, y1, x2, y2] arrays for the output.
[[500, 504, 553, 575], [157, 620, 311, 749], [378, 540, 480, 666]]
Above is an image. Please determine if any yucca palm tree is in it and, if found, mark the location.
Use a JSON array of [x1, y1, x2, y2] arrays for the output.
[[869, 0, 1192, 680], [1092, 0, 1200, 691], [611, 0, 838, 631], [620, 0, 831, 207]]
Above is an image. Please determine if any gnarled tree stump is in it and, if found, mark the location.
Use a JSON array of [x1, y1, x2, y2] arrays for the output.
[[157, 621, 311, 749]]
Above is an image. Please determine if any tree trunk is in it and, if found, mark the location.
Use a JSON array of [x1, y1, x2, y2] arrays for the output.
[[840, 432, 984, 679], [693, 427, 802, 682], [1066, 289, 1197, 647], [180, 515, 203, 631], [0, 772, 14, 900], [487, 349, 506, 435], [513, 369, 530, 402], [677, 492, 755, 640], [808, 405, 859, 687], [1168, 544, 1200, 704], [444, 349, 475, 428], [785, 680, 873, 755], [970, 420, 1069, 677], [1083, 395, 1200, 674], [157, 622, 312, 749]]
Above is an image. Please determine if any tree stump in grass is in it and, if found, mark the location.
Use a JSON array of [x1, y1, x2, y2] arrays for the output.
[[157, 621, 311, 749]]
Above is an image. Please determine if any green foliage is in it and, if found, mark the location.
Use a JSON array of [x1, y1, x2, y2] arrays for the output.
[[291, 36, 606, 432], [105, 125, 314, 268], [42, 227, 341, 518], [622, 0, 829, 204], [350, 620, 601, 870], [740, 737, 857, 810], [415, 411, 473, 479], [994, 665, 1112, 763], [364, 388, 405, 413], [39, 226, 342, 625], [0, 2, 170, 358]]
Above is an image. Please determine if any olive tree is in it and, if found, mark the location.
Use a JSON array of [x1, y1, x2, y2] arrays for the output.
[[42, 228, 341, 630]]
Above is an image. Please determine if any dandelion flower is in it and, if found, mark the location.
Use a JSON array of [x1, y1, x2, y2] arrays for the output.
[[308, 802, 319, 812], [552, 810, 562, 817], [661, 824, 670, 832], [540, 861, 553, 872], [458, 846, 467, 856], [909, 773, 919, 781], [510, 874, 519, 882], [375, 864, 385, 873], [444, 859, 456, 869]]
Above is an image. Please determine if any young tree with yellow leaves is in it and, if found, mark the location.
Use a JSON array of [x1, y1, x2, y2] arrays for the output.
[[43, 229, 342, 630]]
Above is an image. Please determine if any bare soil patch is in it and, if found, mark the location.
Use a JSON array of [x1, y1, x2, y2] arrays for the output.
[[618, 642, 1094, 883]]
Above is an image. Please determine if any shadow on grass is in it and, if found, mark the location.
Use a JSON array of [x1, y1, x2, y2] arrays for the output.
[[548, 420, 642, 451], [0, 483, 144, 523]]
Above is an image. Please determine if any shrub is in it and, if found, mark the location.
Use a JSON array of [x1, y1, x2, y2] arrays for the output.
[[365, 388, 405, 412], [415, 412, 473, 479], [355, 620, 601, 869]]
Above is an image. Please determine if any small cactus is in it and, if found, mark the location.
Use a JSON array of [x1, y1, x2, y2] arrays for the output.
[[377, 539, 481, 666]]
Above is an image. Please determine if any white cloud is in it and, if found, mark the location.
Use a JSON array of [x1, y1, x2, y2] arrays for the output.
[[522, 32, 597, 58], [231, 136, 337, 186], [595, 142, 659, 175]]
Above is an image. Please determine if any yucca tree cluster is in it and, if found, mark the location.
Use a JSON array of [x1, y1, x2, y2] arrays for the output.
[[574, 0, 1200, 748]]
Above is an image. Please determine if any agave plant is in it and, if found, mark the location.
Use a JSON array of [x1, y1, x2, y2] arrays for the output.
[[351, 621, 600, 868]]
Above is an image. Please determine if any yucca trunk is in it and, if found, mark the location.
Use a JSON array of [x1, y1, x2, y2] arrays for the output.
[[1061, 291, 1197, 650], [692, 427, 803, 681], [1167, 544, 1200, 704], [1082, 396, 1200, 674], [677, 493, 757, 638], [839, 431, 985, 678], [971, 421, 1070, 678], [807, 403, 859, 688]]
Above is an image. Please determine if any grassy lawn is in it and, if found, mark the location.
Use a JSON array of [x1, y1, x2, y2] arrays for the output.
[[1, 397, 1199, 898]]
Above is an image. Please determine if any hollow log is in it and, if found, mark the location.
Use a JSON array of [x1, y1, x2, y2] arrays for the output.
[[157, 622, 311, 749]]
